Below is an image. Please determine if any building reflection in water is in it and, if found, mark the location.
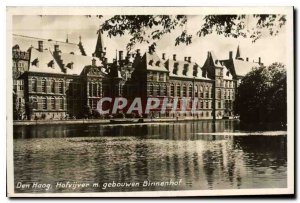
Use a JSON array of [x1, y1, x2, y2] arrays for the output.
[[13, 120, 287, 193]]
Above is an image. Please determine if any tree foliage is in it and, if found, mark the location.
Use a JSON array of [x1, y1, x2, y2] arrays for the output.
[[89, 14, 286, 51], [234, 63, 287, 126]]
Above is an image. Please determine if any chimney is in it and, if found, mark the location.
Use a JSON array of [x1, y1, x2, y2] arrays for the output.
[[188, 57, 191, 63], [162, 53, 166, 60], [184, 57, 187, 61], [173, 54, 176, 61], [246, 57, 249, 62], [92, 58, 96, 66], [119, 51, 123, 61], [54, 44, 59, 52], [229, 51, 233, 59], [38, 40, 43, 52], [258, 57, 261, 65]]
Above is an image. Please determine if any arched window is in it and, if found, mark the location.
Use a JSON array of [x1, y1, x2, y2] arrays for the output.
[[32, 78, 37, 92], [188, 84, 193, 97], [41, 78, 46, 93], [170, 84, 175, 97], [194, 85, 198, 97], [50, 79, 55, 93], [58, 80, 64, 94], [32, 97, 37, 109], [42, 97, 47, 109], [51, 97, 55, 109], [176, 84, 181, 97], [183, 85, 187, 97]]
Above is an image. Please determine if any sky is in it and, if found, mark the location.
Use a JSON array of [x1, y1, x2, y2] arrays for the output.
[[12, 15, 288, 66]]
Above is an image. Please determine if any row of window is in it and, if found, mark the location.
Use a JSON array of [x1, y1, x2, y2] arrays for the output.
[[30, 97, 64, 110], [147, 72, 167, 82], [31, 78, 64, 94], [216, 79, 235, 88], [88, 83, 102, 97], [149, 84, 213, 98]]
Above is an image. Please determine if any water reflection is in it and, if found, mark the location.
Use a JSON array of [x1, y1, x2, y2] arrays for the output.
[[13, 120, 287, 193]]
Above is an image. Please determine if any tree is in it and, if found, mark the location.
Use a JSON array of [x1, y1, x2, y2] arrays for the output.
[[234, 63, 286, 126], [89, 14, 286, 51]]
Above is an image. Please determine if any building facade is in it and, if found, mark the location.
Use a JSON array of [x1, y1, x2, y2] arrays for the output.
[[12, 32, 263, 120]]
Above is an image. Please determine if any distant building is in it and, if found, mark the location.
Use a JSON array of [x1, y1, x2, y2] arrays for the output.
[[12, 32, 263, 120]]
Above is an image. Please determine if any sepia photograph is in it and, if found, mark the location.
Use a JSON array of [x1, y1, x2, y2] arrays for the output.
[[6, 7, 294, 197]]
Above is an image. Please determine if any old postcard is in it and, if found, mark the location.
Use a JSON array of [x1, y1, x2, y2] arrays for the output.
[[6, 7, 294, 197]]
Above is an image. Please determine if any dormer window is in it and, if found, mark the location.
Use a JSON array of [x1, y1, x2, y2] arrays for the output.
[[148, 60, 154, 66], [48, 60, 54, 68], [66, 62, 74, 69], [173, 63, 179, 75], [183, 64, 189, 76], [32, 58, 39, 67]]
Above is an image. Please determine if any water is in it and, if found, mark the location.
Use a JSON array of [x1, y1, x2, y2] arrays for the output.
[[13, 120, 287, 193]]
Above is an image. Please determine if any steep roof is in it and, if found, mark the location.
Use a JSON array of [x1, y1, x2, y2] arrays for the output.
[[143, 52, 169, 72], [232, 59, 260, 77], [167, 59, 210, 80], [60, 53, 103, 75], [28, 48, 62, 74], [13, 34, 83, 55]]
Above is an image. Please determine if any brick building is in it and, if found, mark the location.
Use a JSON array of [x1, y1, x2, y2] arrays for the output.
[[12, 32, 263, 120]]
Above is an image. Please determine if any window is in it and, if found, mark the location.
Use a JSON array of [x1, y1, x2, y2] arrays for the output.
[[58, 81, 63, 94], [176, 85, 180, 97], [218, 101, 221, 109], [195, 85, 198, 97], [51, 97, 55, 109], [50, 79, 55, 93], [42, 97, 47, 109], [156, 85, 160, 96], [98, 84, 102, 97], [32, 78, 37, 92], [206, 101, 209, 109], [209, 87, 213, 98], [60, 97, 64, 110], [217, 89, 221, 99], [159, 73, 164, 82], [89, 83, 93, 96], [93, 83, 97, 97], [148, 72, 153, 81], [183, 85, 187, 97], [188, 85, 193, 97], [200, 101, 203, 109], [32, 98, 37, 109], [19, 80, 24, 91], [164, 85, 168, 96], [41, 79, 46, 93], [149, 84, 153, 95], [170, 84, 175, 97]]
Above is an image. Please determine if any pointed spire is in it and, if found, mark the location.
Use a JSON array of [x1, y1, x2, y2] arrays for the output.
[[66, 34, 69, 43], [235, 45, 241, 59], [79, 35, 82, 43], [93, 28, 105, 59]]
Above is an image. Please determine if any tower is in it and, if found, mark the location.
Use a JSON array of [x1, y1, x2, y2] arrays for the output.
[[235, 45, 241, 60], [93, 28, 106, 60]]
